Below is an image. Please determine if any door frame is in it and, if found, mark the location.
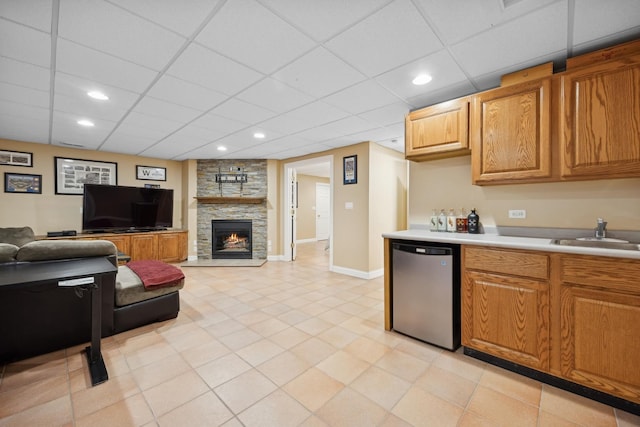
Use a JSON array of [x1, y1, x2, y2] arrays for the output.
[[283, 155, 333, 265]]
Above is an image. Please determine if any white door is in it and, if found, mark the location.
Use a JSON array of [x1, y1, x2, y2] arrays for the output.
[[315, 183, 330, 240], [289, 168, 297, 260]]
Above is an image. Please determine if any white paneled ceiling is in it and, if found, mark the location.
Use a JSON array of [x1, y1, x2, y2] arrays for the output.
[[0, 0, 638, 160]]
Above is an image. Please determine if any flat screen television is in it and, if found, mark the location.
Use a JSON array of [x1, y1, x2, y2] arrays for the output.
[[82, 184, 174, 233]]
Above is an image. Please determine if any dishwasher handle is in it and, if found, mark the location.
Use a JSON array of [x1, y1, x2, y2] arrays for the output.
[[392, 243, 451, 256]]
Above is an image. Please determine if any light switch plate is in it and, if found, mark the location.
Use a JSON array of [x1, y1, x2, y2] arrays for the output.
[[509, 209, 526, 219]]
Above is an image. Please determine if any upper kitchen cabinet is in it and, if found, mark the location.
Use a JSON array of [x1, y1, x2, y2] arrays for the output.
[[405, 97, 471, 161], [559, 48, 640, 180], [470, 78, 553, 185]]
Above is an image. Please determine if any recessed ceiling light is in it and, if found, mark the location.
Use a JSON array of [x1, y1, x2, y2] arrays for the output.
[[77, 119, 95, 127], [87, 91, 109, 100], [412, 74, 433, 85], [253, 132, 265, 139], [217, 146, 227, 151]]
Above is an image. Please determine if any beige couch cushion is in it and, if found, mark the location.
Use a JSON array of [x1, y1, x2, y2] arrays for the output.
[[116, 265, 184, 307], [0, 226, 35, 247], [0, 243, 19, 262], [16, 239, 117, 262]]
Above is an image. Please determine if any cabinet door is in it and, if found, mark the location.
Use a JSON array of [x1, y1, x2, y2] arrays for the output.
[[462, 270, 550, 370], [560, 284, 640, 403], [99, 235, 130, 255], [158, 232, 187, 262], [471, 79, 552, 184], [560, 56, 640, 179], [405, 98, 470, 161], [130, 234, 158, 261]]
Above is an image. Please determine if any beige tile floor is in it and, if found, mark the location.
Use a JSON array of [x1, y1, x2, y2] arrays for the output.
[[1, 241, 639, 427]]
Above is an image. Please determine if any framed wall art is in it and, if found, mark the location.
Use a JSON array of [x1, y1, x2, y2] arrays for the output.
[[54, 157, 117, 195], [136, 165, 166, 181], [343, 155, 357, 185], [4, 172, 41, 193], [0, 149, 33, 167]]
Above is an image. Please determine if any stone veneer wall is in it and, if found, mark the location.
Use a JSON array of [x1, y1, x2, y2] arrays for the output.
[[197, 159, 267, 259]]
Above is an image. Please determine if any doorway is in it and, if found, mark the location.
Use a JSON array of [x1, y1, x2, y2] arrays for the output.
[[283, 156, 333, 266]]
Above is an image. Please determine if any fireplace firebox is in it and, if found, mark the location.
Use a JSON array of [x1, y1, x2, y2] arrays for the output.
[[211, 220, 252, 259]]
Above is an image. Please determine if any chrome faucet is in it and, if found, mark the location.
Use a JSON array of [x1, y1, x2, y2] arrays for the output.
[[595, 218, 607, 239]]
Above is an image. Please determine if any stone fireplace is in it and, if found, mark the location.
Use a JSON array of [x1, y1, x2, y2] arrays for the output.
[[211, 219, 252, 259], [196, 159, 267, 260]]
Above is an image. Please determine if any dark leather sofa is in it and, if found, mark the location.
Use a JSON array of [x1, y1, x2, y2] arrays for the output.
[[0, 227, 181, 363]]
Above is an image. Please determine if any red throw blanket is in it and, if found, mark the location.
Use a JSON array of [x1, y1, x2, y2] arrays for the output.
[[127, 260, 185, 290]]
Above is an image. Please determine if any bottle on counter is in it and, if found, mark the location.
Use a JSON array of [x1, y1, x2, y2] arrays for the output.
[[437, 209, 447, 232], [456, 208, 468, 233], [429, 209, 438, 232], [468, 208, 480, 234], [447, 208, 457, 232]]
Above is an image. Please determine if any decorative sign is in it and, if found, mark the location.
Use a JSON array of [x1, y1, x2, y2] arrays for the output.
[[136, 165, 167, 181]]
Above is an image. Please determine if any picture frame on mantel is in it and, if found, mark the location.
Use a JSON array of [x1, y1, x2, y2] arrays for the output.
[[54, 157, 117, 195], [343, 155, 357, 185], [136, 165, 166, 181]]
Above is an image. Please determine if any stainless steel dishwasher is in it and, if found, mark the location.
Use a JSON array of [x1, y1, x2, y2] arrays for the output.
[[392, 241, 461, 350]]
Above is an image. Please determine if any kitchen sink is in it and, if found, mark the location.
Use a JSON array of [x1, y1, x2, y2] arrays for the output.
[[551, 239, 640, 251]]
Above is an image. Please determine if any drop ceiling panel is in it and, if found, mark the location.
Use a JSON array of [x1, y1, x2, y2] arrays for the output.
[[262, 0, 391, 42], [414, 0, 561, 45], [325, 0, 442, 77], [451, 1, 567, 77], [0, 82, 48, 108], [0, 114, 49, 144], [0, 57, 50, 91], [99, 132, 158, 155], [283, 101, 351, 129], [58, 0, 186, 71], [115, 112, 185, 140], [0, 0, 52, 32], [210, 98, 278, 124], [375, 49, 470, 100], [323, 80, 401, 115], [56, 39, 158, 93], [54, 73, 140, 112], [166, 43, 263, 95], [196, 0, 315, 74], [132, 97, 202, 124], [190, 112, 249, 135], [147, 75, 229, 112], [236, 77, 314, 113], [54, 93, 127, 123], [108, 0, 221, 37], [573, 0, 640, 45], [296, 115, 376, 142], [406, 79, 478, 109], [0, 20, 50, 67], [272, 47, 365, 97], [52, 112, 116, 149], [357, 102, 410, 127], [0, 99, 49, 122]]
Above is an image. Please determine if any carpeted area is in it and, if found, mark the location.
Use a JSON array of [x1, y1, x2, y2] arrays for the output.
[[179, 258, 267, 267]]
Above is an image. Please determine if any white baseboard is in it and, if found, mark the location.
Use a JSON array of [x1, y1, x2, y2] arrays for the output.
[[330, 265, 384, 280], [267, 254, 288, 262], [295, 238, 317, 244], [187, 255, 198, 261]]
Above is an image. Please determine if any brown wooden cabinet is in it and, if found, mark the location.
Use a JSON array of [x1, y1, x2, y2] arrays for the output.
[[405, 97, 471, 161], [470, 78, 553, 185], [158, 232, 188, 262], [45, 230, 188, 263], [559, 53, 640, 179], [462, 246, 550, 370], [558, 255, 640, 403]]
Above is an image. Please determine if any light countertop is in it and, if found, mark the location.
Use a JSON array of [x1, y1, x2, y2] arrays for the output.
[[382, 229, 640, 260]]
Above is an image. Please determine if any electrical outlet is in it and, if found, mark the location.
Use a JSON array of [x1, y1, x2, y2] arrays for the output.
[[509, 209, 526, 219]]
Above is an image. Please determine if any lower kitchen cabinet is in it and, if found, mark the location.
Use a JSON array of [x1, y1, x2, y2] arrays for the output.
[[462, 247, 550, 370], [463, 245, 640, 406], [558, 255, 640, 403]]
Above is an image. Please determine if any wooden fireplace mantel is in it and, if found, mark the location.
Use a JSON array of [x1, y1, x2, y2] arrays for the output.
[[195, 196, 265, 204]]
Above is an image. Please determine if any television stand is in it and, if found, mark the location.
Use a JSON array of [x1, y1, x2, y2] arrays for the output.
[[40, 230, 187, 263]]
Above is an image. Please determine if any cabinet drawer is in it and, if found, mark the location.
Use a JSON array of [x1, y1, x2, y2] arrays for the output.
[[464, 246, 549, 280], [560, 255, 640, 293]]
